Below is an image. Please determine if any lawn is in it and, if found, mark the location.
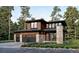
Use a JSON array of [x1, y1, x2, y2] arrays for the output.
[[21, 39, 79, 49]]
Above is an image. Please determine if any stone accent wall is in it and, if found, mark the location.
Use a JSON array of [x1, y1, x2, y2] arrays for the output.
[[56, 26, 63, 44], [39, 34, 45, 42], [50, 33, 54, 41], [46, 33, 50, 41], [14, 34, 16, 42], [20, 34, 22, 42], [36, 33, 40, 43]]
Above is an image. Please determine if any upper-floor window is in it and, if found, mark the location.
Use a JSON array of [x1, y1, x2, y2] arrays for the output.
[[46, 23, 62, 29], [49, 24, 52, 28], [46, 24, 48, 28], [59, 23, 62, 26], [52, 24, 55, 28], [31, 22, 37, 28], [46, 24, 56, 29], [56, 23, 62, 26]]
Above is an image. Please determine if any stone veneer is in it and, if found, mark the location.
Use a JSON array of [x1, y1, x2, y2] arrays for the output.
[[36, 33, 40, 43], [20, 34, 22, 42], [14, 34, 16, 42], [56, 25, 63, 44]]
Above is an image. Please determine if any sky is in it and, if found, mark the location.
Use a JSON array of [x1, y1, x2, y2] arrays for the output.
[[11, 6, 79, 22]]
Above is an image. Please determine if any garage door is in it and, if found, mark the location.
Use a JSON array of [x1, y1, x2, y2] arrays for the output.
[[22, 34, 36, 42]]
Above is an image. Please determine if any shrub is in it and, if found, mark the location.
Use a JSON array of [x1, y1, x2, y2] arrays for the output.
[[21, 39, 79, 49]]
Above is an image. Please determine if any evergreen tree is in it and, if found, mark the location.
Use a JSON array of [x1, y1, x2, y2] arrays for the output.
[[51, 6, 62, 21]]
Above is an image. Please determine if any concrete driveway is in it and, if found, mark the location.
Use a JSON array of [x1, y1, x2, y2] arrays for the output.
[[0, 42, 22, 48]]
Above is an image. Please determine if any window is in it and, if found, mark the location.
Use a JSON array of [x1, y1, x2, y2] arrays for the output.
[[59, 23, 62, 26], [52, 24, 55, 28], [34, 22, 37, 28], [56, 23, 62, 26], [49, 24, 52, 28], [46, 24, 48, 28], [31, 22, 37, 28]]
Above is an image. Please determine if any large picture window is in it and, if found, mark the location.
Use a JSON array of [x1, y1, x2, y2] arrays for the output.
[[31, 22, 37, 28]]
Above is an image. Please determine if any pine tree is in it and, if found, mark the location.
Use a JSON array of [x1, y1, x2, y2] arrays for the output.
[[51, 6, 62, 21]]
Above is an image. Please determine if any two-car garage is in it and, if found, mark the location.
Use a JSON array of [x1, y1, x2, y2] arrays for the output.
[[14, 32, 46, 43], [14, 33, 36, 42], [22, 34, 36, 42]]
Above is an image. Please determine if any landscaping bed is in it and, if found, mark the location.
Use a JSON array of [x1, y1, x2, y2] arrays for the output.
[[21, 39, 79, 49]]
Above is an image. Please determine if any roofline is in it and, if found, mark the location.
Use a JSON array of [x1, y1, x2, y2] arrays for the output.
[[47, 20, 65, 23], [14, 28, 67, 33], [26, 18, 46, 23], [14, 29, 56, 33], [26, 19, 67, 26]]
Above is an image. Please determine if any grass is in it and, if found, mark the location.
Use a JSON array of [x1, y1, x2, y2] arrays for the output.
[[21, 39, 79, 49]]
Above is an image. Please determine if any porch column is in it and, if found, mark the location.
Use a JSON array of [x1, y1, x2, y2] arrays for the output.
[[14, 34, 16, 42], [36, 33, 40, 43], [56, 26, 63, 44], [20, 34, 22, 42]]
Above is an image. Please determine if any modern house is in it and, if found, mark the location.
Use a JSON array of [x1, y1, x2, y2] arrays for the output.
[[14, 18, 67, 44]]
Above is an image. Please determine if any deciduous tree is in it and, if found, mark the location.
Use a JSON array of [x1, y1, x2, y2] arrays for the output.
[[64, 6, 79, 39]]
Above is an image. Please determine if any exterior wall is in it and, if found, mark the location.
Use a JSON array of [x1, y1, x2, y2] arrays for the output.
[[50, 33, 54, 41], [36, 33, 40, 43], [26, 22, 42, 30], [16, 33, 20, 42], [22, 32, 38, 42], [45, 33, 50, 41], [24, 22, 26, 30], [14, 32, 47, 43], [39, 33, 45, 42], [14, 34, 16, 42], [20, 34, 22, 42], [14, 21, 66, 43], [37, 22, 41, 30], [56, 25, 63, 44], [14, 32, 39, 42], [27, 23, 31, 30], [41, 22, 46, 29], [46, 23, 56, 29]]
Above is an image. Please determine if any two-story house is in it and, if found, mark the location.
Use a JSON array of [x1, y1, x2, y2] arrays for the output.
[[14, 18, 67, 44]]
